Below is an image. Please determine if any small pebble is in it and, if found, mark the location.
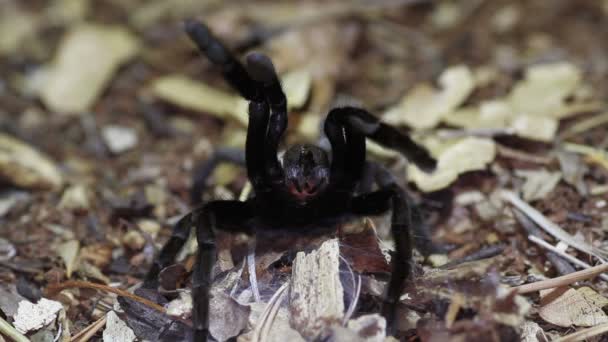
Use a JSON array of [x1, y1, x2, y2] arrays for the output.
[[102, 125, 138, 154]]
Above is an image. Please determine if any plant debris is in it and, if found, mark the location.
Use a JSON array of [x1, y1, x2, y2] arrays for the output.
[[2, 1, 608, 341]]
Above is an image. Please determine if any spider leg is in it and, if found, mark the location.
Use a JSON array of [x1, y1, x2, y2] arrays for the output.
[[246, 53, 287, 182], [326, 107, 437, 172], [351, 185, 412, 335], [184, 20, 261, 101], [191, 200, 253, 341], [145, 199, 253, 341], [143, 211, 194, 288], [184, 20, 275, 193], [359, 161, 443, 256], [191, 147, 245, 204], [324, 109, 366, 193]]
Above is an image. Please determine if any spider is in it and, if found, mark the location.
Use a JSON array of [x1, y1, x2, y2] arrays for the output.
[[144, 19, 437, 341]]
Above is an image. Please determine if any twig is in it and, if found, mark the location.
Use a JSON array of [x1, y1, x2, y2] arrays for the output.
[[512, 263, 608, 294], [46, 280, 165, 313], [527, 235, 608, 282], [247, 244, 262, 302], [0, 315, 29, 342], [340, 254, 361, 324], [501, 190, 608, 261], [496, 144, 553, 164], [439, 244, 505, 269], [513, 209, 575, 276], [554, 321, 608, 342], [252, 282, 289, 342], [71, 316, 107, 342], [563, 142, 608, 170], [559, 111, 608, 140]]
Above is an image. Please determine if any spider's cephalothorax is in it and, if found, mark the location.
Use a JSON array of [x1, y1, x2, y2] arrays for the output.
[[144, 19, 437, 342]]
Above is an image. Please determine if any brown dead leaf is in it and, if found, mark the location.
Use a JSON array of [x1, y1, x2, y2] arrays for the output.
[[56, 240, 80, 278], [408, 137, 496, 192], [0, 133, 64, 190], [539, 287, 608, 327], [383, 65, 475, 130], [40, 24, 139, 114]]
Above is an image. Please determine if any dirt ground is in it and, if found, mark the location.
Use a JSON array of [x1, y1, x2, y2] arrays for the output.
[[1, 1, 608, 341]]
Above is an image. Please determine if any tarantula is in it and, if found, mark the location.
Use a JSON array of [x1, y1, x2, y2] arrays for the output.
[[144, 19, 437, 341]]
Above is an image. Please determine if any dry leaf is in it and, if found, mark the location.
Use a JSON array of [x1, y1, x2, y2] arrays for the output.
[[151, 68, 311, 126], [441, 62, 593, 142], [56, 239, 80, 278], [150, 75, 244, 123], [58, 184, 90, 210], [40, 24, 139, 114], [408, 137, 496, 192], [516, 169, 562, 201], [539, 287, 608, 327], [0, 4, 37, 55], [510, 115, 558, 142], [519, 321, 547, 342], [0, 134, 63, 190], [508, 62, 582, 119], [383, 65, 475, 130]]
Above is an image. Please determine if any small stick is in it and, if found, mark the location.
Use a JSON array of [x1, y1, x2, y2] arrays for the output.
[[46, 280, 165, 313], [252, 282, 289, 342], [514, 209, 575, 276], [502, 190, 607, 261], [513, 263, 608, 294], [71, 316, 107, 342], [439, 244, 505, 269], [554, 321, 608, 342], [247, 244, 262, 302], [0, 315, 29, 342], [528, 235, 608, 282]]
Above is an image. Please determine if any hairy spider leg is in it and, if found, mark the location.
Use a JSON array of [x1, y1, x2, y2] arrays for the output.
[[145, 200, 253, 341], [184, 20, 274, 195], [323, 107, 437, 333], [324, 108, 367, 194], [191, 147, 245, 204], [351, 184, 412, 335], [143, 212, 193, 287], [328, 106, 437, 172], [245, 53, 287, 183], [359, 161, 443, 256], [184, 20, 262, 101]]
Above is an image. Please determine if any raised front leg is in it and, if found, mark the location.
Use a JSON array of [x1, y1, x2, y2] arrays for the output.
[[184, 20, 276, 194], [184, 20, 262, 102], [245, 53, 287, 183]]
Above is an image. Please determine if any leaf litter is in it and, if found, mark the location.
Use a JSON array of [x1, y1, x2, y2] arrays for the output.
[[2, 1, 608, 341]]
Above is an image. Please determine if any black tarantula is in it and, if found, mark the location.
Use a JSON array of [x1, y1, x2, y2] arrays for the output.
[[144, 19, 437, 341]]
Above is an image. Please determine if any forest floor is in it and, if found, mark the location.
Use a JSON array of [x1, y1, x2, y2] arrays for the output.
[[1, 1, 608, 341]]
